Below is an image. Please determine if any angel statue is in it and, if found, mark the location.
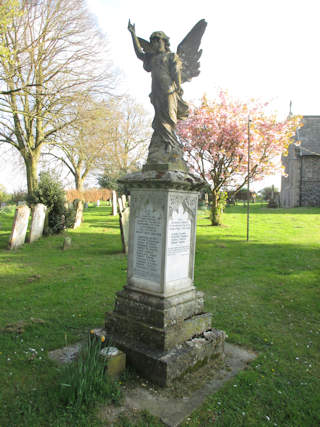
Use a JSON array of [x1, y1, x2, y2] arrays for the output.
[[128, 19, 207, 167]]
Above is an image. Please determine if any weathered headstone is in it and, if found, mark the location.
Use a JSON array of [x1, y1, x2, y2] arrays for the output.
[[62, 236, 72, 250], [84, 202, 89, 209], [8, 205, 30, 249], [117, 197, 124, 214], [96, 199, 100, 207], [73, 200, 83, 229], [112, 191, 118, 216], [205, 193, 209, 207], [121, 194, 127, 209], [29, 203, 47, 243], [119, 207, 130, 254], [0, 202, 7, 209]]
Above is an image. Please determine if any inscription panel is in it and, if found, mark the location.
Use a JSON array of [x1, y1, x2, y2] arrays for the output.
[[166, 206, 191, 282], [133, 207, 163, 283]]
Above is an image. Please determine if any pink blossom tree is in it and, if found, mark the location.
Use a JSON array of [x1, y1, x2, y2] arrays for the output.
[[177, 92, 302, 225]]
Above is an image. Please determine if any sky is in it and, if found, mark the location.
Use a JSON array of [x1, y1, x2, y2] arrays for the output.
[[1, 0, 320, 192]]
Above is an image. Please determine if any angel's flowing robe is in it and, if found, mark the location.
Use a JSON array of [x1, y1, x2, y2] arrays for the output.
[[143, 52, 189, 152]]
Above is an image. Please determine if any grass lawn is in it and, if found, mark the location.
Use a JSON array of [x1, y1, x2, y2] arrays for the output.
[[0, 202, 319, 426]]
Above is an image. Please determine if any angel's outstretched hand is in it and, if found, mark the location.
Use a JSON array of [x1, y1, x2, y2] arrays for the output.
[[128, 19, 135, 34]]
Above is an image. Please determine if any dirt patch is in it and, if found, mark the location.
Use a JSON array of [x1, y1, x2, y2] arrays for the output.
[[1, 317, 46, 334]]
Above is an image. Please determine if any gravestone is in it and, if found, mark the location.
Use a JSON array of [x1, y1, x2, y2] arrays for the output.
[[97, 199, 100, 207], [112, 191, 118, 216], [8, 205, 30, 249], [73, 200, 83, 229], [121, 194, 127, 209], [29, 203, 47, 243], [118, 197, 124, 214], [84, 202, 89, 209], [62, 236, 72, 250], [119, 207, 130, 254]]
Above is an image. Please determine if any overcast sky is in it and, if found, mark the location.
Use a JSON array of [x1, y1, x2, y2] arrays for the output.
[[1, 0, 319, 192]]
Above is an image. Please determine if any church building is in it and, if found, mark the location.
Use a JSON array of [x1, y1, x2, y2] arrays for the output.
[[280, 115, 320, 208]]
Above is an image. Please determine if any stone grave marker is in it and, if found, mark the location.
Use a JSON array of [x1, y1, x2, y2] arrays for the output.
[[84, 201, 89, 209], [8, 205, 30, 249], [112, 190, 117, 216], [73, 200, 83, 229], [96, 199, 100, 207], [119, 207, 130, 254], [29, 203, 47, 243], [117, 197, 124, 213], [62, 236, 72, 250], [121, 194, 127, 209]]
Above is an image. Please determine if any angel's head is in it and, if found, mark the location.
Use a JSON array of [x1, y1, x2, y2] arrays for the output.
[[150, 31, 170, 53]]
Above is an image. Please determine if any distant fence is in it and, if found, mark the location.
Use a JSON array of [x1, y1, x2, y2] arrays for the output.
[[65, 188, 112, 203]]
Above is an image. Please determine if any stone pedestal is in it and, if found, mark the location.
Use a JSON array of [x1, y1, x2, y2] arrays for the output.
[[105, 168, 225, 386]]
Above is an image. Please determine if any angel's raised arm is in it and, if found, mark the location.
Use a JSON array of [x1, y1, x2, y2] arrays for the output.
[[128, 20, 145, 61]]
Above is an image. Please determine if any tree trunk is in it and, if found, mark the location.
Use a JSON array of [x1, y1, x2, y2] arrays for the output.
[[210, 189, 223, 226], [75, 170, 84, 193], [24, 152, 40, 196]]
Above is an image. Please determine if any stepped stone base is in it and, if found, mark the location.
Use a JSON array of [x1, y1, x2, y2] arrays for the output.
[[105, 287, 226, 386], [105, 327, 225, 386]]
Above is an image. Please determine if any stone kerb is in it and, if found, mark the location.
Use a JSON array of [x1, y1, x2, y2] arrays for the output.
[[29, 203, 47, 243], [8, 205, 31, 250]]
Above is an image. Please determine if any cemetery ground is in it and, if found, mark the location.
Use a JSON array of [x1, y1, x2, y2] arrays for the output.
[[0, 203, 319, 426]]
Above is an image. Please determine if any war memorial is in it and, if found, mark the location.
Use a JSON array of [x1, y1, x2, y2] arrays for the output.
[[105, 19, 226, 385]]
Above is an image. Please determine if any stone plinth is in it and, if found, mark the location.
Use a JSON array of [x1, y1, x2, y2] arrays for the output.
[[105, 168, 225, 386]]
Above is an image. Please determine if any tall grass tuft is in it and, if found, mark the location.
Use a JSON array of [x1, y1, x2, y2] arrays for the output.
[[59, 334, 122, 410]]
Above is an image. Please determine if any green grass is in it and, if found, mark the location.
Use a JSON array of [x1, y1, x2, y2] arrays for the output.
[[0, 203, 319, 426]]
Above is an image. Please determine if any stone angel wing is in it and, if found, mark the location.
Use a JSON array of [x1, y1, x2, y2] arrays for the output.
[[138, 37, 153, 54], [177, 19, 207, 83]]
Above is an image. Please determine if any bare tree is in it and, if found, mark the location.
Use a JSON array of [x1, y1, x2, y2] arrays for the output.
[[44, 96, 116, 192], [46, 95, 151, 191], [0, 0, 116, 195], [99, 95, 151, 182]]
